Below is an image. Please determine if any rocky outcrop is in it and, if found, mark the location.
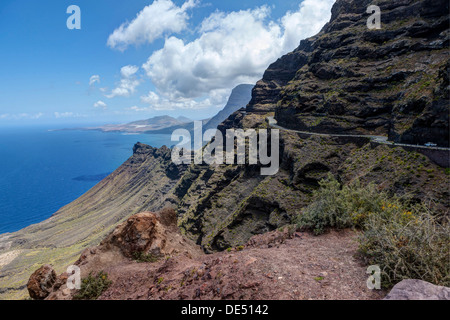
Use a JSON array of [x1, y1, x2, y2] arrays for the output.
[[244, 0, 450, 147], [45, 229, 386, 300], [384, 279, 450, 300], [44, 208, 202, 300], [99, 208, 197, 259], [27, 265, 57, 300]]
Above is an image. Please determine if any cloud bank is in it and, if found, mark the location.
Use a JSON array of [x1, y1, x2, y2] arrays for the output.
[[108, 0, 335, 110], [107, 0, 197, 51]]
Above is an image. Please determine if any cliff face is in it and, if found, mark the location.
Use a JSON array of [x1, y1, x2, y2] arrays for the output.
[[249, 0, 449, 147], [203, 84, 254, 131], [179, 0, 449, 251]]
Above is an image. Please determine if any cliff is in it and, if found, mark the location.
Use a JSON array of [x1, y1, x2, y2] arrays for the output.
[[177, 0, 449, 252], [203, 84, 254, 131], [264, 0, 449, 147]]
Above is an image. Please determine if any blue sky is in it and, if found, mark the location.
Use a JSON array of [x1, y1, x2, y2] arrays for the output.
[[0, 0, 334, 127]]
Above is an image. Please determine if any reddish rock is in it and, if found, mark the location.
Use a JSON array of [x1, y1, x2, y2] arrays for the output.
[[27, 265, 57, 299], [102, 212, 166, 258]]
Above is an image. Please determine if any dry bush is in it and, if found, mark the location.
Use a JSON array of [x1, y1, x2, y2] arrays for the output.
[[296, 174, 450, 287]]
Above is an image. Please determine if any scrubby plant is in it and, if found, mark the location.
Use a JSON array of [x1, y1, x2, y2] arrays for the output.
[[295, 174, 450, 287], [358, 203, 449, 287], [73, 271, 112, 300], [295, 173, 384, 235], [133, 251, 160, 263]]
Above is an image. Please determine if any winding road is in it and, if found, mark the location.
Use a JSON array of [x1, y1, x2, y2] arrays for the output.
[[266, 116, 450, 151]]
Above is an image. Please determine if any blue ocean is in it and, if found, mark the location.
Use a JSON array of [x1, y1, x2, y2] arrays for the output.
[[0, 126, 173, 234]]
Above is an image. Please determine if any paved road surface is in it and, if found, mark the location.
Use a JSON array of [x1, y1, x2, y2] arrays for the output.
[[266, 116, 450, 151]]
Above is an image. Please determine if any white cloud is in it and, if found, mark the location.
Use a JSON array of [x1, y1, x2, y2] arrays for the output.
[[54, 112, 73, 118], [281, 0, 336, 52], [24, 112, 44, 119], [141, 0, 335, 110], [0, 113, 44, 120], [127, 106, 148, 112], [54, 112, 87, 119], [120, 65, 139, 78], [107, 0, 197, 51], [140, 88, 229, 111], [89, 75, 100, 86], [106, 65, 141, 98], [93, 100, 107, 109]]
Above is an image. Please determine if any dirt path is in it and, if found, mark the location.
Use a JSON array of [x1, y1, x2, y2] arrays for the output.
[[99, 230, 386, 300]]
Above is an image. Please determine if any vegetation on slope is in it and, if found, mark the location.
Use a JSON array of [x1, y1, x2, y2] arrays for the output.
[[296, 174, 449, 288]]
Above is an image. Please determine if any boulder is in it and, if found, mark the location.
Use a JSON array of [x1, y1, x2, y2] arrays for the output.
[[384, 279, 450, 300], [103, 212, 166, 258], [100, 208, 196, 259], [27, 264, 57, 299]]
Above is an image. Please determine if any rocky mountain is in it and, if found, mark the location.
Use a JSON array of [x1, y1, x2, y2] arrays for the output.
[[202, 84, 254, 131], [176, 116, 193, 123], [72, 84, 252, 136], [180, 0, 450, 251], [147, 84, 253, 135], [82, 115, 190, 133], [261, 0, 449, 147], [0, 0, 449, 299], [128, 115, 190, 127]]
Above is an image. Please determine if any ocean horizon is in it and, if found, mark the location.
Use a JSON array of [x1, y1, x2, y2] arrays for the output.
[[0, 126, 173, 234]]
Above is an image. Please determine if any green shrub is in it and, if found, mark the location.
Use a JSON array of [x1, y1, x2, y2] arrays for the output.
[[358, 204, 449, 287], [296, 174, 450, 287], [295, 173, 384, 235], [314, 276, 324, 281], [133, 251, 160, 263], [73, 271, 112, 300]]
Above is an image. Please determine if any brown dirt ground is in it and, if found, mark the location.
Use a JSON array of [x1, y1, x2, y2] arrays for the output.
[[98, 229, 386, 300]]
